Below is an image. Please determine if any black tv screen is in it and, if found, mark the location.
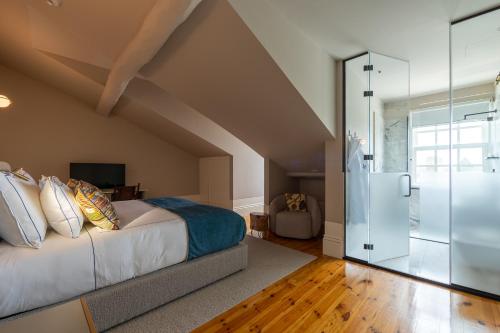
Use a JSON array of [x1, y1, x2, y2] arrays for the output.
[[70, 163, 125, 189]]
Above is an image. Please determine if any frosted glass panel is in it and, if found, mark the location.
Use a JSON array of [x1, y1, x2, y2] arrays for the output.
[[369, 173, 410, 263], [451, 173, 500, 295], [418, 172, 449, 243]]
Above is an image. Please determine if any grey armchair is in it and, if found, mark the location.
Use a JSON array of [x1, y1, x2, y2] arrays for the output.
[[269, 194, 322, 239]]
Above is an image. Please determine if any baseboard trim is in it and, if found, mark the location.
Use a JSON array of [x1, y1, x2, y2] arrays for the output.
[[323, 221, 344, 259]]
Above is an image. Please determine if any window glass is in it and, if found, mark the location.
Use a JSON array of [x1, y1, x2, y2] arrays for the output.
[[415, 131, 436, 147], [459, 126, 483, 144], [437, 130, 449, 145], [437, 149, 449, 165], [459, 147, 483, 165], [416, 150, 435, 166], [411, 113, 487, 184]]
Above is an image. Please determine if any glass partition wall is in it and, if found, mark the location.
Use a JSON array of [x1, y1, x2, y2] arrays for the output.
[[345, 6, 500, 296], [451, 8, 500, 296]]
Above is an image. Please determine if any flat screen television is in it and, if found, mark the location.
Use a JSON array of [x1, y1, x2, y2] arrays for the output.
[[70, 163, 125, 189]]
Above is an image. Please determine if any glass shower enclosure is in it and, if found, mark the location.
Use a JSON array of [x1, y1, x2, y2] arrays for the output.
[[344, 51, 412, 266], [344, 6, 500, 296]]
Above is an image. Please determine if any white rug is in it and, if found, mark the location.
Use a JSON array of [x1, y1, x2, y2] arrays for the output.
[[108, 236, 316, 332]]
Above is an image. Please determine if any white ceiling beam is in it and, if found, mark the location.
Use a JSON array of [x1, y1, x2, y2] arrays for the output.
[[96, 0, 202, 115]]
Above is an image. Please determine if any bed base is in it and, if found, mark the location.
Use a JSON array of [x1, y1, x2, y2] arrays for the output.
[[83, 243, 248, 332]]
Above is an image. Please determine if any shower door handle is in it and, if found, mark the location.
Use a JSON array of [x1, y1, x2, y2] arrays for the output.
[[403, 174, 412, 197]]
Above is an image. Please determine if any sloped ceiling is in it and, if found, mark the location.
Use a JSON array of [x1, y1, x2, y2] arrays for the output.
[[141, 0, 333, 172], [0, 0, 228, 158], [0, 0, 335, 173]]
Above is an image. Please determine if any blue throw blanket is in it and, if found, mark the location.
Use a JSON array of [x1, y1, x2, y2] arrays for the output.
[[144, 197, 246, 260]]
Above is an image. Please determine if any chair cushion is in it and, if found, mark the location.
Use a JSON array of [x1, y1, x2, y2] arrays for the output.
[[275, 211, 312, 239], [40, 176, 84, 238], [284, 193, 307, 212], [68, 179, 120, 230]]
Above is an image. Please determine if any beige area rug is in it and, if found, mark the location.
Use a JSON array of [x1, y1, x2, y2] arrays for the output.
[[108, 236, 316, 332]]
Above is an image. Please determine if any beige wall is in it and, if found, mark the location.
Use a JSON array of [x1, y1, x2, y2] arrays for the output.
[[0, 65, 199, 198], [323, 61, 345, 258], [229, 0, 336, 137], [124, 79, 264, 202], [298, 178, 325, 219], [264, 158, 299, 208], [199, 156, 233, 209]]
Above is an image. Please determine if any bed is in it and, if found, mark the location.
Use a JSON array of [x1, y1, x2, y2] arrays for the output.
[[0, 199, 247, 331]]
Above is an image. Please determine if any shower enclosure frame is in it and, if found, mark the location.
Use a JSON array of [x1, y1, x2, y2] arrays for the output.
[[342, 4, 500, 301]]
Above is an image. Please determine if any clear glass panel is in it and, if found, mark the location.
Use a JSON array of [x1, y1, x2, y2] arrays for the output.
[[416, 150, 435, 165], [368, 52, 412, 268], [459, 126, 483, 144], [436, 149, 449, 165], [437, 130, 449, 145], [415, 131, 436, 147], [458, 147, 483, 165], [345, 54, 370, 262], [451, 7, 500, 295]]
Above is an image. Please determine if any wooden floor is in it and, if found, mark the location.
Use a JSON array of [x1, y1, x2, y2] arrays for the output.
[[194, 229, 500, 333]]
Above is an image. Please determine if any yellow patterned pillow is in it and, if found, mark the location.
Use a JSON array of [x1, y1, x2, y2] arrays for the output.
[[69, 179, 120, 230], [285, 193, 307, 212]]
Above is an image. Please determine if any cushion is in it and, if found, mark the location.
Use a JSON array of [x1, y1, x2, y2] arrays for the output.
[[0, 170, 48, 248], [39, 176, 85, 238], [69, 179, 120, 230], [284, 193, 307, 212]]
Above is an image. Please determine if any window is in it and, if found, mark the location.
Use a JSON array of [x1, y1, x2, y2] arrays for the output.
[[412, 121, 486, 182]]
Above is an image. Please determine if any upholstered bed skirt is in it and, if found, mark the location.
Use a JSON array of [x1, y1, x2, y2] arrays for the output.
[[84, 242, 248, 332]]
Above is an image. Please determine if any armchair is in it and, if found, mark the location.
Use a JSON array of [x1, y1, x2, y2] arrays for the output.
[[269, 194, 322, 239]]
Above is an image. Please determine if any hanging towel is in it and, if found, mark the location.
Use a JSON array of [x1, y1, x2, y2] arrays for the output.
[[347, 137, 369, 225]]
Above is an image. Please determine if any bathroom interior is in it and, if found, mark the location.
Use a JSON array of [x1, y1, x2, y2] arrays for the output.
[[344, 7, 500, 296]]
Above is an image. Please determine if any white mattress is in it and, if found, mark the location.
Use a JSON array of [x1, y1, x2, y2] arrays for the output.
[[0, 200, 188, 318]]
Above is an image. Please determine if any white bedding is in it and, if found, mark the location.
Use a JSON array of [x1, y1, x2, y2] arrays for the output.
[[0, 200, 188, 318]]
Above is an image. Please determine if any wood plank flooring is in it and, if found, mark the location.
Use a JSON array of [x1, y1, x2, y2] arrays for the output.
[[194, 228, 500, 333]]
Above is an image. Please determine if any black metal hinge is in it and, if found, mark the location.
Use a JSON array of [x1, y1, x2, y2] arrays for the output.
[[364, 91, 373, 97], [363, 64, 373, 71], [364, 154, 374, 161], [364, 244, 374, 250]]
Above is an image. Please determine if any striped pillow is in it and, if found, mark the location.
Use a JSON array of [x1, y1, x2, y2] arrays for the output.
[[39, 176, 84, 238], [0, 170, 48, 248], [69, 179, 120, 230]]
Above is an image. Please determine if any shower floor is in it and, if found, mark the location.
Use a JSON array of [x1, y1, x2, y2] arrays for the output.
[[375, 238, 449, 284]]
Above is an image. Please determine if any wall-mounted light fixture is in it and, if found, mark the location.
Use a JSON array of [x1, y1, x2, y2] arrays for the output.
[[0, 95, 11, 108], [46, 0, 62, 7]]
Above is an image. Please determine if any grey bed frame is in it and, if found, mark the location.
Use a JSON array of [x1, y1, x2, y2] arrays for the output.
[[2, 243, 247, 332], [85, 242, 248, 331]]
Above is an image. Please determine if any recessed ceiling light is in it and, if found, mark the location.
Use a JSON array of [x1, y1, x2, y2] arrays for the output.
[[46, 0, 62, 7], [0, 95, 12, 108]]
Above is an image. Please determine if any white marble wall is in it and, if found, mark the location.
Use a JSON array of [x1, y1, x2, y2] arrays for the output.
[[383, 117, 408, 172]]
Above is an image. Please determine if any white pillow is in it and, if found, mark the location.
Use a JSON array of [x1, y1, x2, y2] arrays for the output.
[[39, 176, 84, 238], [0, 170, 48, 248]]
